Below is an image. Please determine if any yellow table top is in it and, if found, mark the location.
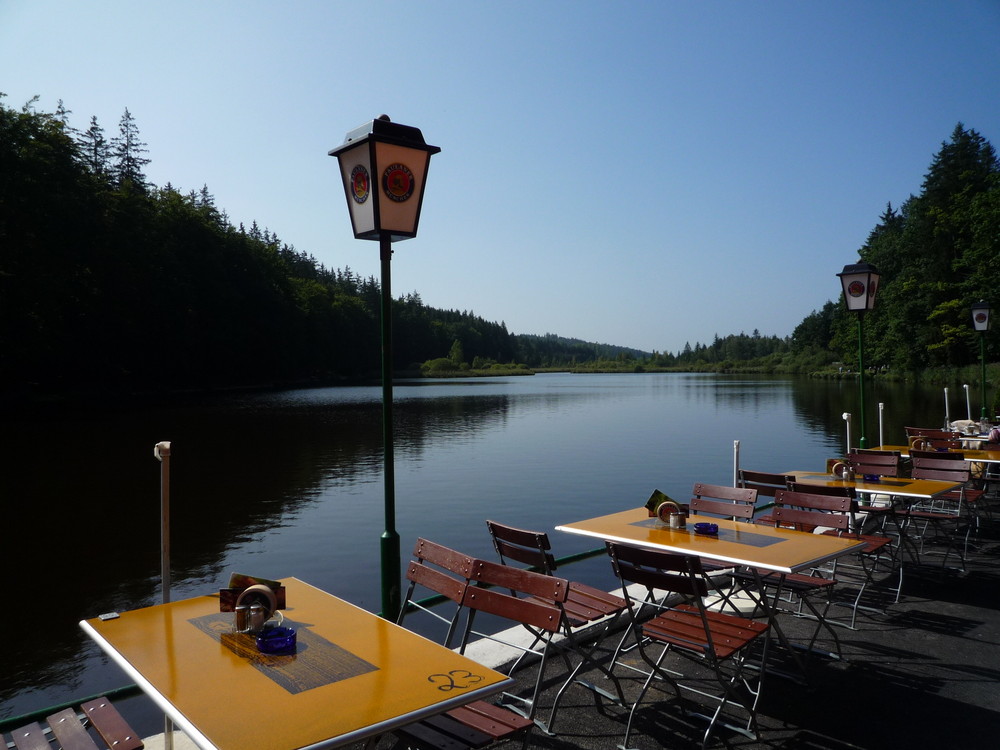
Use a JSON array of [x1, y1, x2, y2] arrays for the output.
[[555, 508, 865, 575], [874, 444, 1000, 463], [787, 470, 962, 498], [81, 578, 512, 750]]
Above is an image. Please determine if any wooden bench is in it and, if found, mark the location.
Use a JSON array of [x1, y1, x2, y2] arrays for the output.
[[4, 697, 143, 750]]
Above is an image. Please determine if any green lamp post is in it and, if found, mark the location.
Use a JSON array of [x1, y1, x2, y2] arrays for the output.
[[838, 261, 881, 449], [329, 116, 440, 620], [972, 300, 991, 421]]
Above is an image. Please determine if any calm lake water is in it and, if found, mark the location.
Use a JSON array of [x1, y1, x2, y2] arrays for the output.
[[1, 372, 961, 723]]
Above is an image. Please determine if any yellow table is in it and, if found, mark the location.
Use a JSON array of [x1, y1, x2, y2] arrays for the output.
[[555, 508, 865, 574], [874, 444, 1000, 464], [80, 577, 513, 750], [786, 470, 961, 500]]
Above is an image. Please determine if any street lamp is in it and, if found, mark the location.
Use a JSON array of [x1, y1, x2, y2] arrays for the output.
[[329, 116, 440, 620], [972, 300, 992, 421], [837, 261, 881, 448]]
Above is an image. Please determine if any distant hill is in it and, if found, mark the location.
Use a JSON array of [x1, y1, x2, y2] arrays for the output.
[[514, 333, 651, 366]]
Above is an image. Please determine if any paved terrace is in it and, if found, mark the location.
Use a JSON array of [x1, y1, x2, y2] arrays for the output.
[[117, 527, 1000, 750]]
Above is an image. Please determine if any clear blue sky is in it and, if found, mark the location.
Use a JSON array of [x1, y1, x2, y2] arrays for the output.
[[3, 1, 999, 354]]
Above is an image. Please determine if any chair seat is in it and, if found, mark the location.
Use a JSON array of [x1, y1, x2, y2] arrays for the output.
[[753, 570, 836, 595], [643, 602, 769, 660], [820, 530, 891, 556], [396, 700, 533, 750], [564, 581, 627, 623], [898, 508, 961, 522], [3, 698, 143, 750]]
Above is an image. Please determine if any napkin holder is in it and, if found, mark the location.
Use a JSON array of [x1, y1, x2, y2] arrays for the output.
[[645, 489, 688, 528], [219, 573, 287, 613]]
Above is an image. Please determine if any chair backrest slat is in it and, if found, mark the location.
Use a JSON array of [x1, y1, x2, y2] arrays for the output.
[[461, 585, 563, 633], [404, 560, 466, 603], [413, 538, 477, 578], [470, 557, 569, 603]]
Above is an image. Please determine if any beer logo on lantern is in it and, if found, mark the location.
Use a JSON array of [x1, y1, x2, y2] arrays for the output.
[[847, 280, 866, 298], [382, 163, 414, 202], [350, 165, 370, 204], [976, 312, 988, 324]]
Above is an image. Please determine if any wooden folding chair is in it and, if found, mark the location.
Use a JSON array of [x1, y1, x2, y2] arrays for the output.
[[485, 519, 627, 632], [395, 539, 534, 750], [737, 470, 793, 526], [462, 557, 627, 736], [901, 452, 980, 569], [775, 487, 892, 629], [3, 697, 143, 750], [684, 483, 765, 615], [606, 542, 770, 750]]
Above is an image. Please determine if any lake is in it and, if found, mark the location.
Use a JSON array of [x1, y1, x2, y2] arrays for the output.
[[0, 372, 961, 722]]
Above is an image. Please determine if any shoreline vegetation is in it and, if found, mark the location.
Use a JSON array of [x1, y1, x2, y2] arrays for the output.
[[3, 98, 998, 411]]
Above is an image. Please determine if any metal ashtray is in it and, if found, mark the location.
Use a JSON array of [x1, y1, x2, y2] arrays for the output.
[[255, 626, 297, 655]]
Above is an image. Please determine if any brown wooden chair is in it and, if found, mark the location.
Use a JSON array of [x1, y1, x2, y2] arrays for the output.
[[778, 486, 894, 628], [3, 697, 143, 750], [485, 519, 627, 632], [606, 542, 770, 750], [901, 452, 980, 568], [463, 557, 626, 736], [689, 482, 758, 521], [686, 483, 767, 614], [395, 539, 534, 750], [737, 470, 793, 526]]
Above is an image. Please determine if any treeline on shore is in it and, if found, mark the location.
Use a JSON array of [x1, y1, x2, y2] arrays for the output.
[[2, 96, 998, 405]]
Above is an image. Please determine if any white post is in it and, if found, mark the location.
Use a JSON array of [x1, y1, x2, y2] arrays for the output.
[[733, 440, 741, 487], [153, 441, 173, 750], [154, 441, 172, 603], [878, 402, 885, 448], [964, 384, 972, 421], [944, 387, 950, 428], [843, 412, 852, 452]]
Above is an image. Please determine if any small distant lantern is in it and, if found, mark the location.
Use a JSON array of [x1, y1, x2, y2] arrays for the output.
[[972, 300, 992, 332], [837, 261, 881, 313], [328, 115, 440, 242]]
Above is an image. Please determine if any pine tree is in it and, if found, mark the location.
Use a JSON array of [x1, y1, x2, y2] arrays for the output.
[[110, 108, 151, 192], [76, 115, 111, 178]]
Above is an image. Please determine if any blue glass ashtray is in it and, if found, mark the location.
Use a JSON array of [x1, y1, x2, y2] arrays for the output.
[[863, 474, 880, 482], [256, 626, 296, 654], [693, 522, 719, 536]]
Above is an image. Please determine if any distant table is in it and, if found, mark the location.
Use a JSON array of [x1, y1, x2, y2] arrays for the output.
[[555, 508, 865, 575], [786, 470, 962, 501], [81, 577, 513, 750], [874, 444, 1000, 464]]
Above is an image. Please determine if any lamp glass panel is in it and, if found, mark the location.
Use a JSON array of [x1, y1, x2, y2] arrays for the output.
[[373, 141, 429, 239], [973, 307, 991, 331], [867, 274, 879, 310], [337, 142, 376, 239], [841, 273, 870, 312]]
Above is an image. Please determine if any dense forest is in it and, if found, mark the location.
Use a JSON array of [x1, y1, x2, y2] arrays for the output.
[[2, 96, 998, 405], [0, 96, 639, 402]]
